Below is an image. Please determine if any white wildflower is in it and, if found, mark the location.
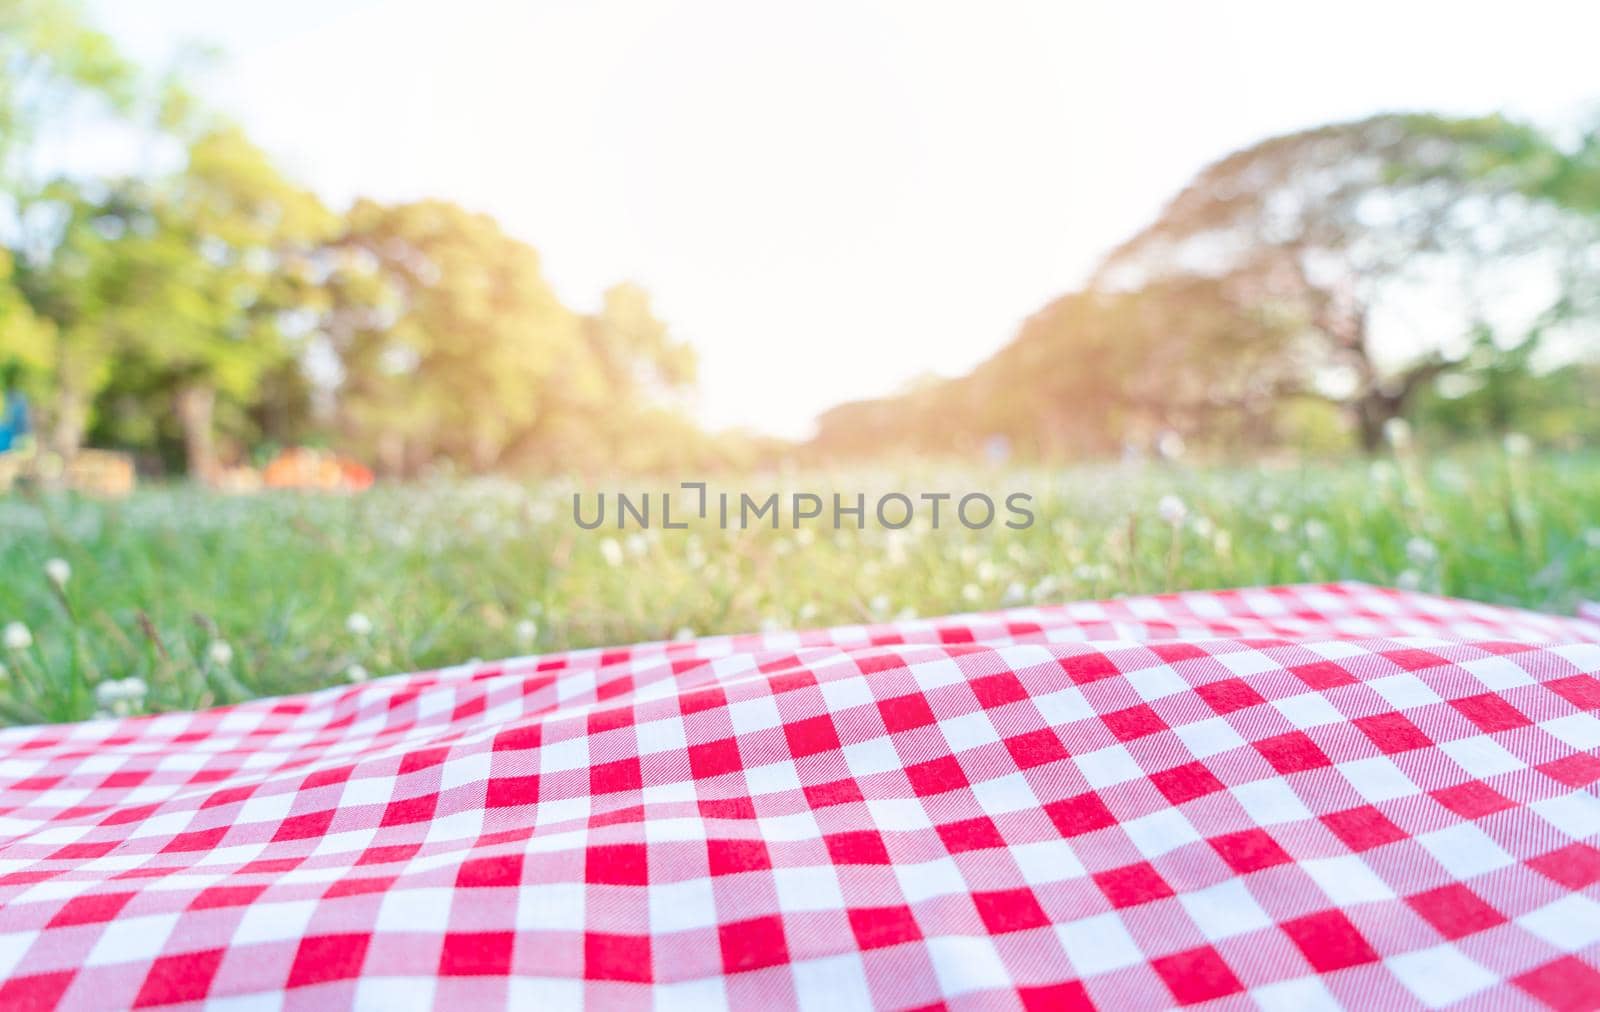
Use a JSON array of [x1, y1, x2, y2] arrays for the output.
[[345, 663, 370, 684], [1586, 529, 1600, 550], [94, 677, 148, 713], [869, 594, 891, 617], [1405, 537, 1438, 567], [672, 626, 696, 642], [1269, 514, 1291, 534], [345, 612, 373, 637], [1397, 569, 1423, 591], [44, 558, 71, 588], [1157, 495, 1188, 526], [599, 537, 624, 567], [625, 532, 649, 558], [1156, 431, 1186, 460], [760, 615, 785, 634], [3, 622, 31, 651], [1503, 432, 1533, 457], [514, 619, 538, 647], [1003, 581, 1028, 606], [961, 583, 982, 604], [1383, 417, 1412, 449], [207, 640, 234, 667]]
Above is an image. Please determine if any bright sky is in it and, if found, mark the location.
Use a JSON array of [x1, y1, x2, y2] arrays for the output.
[[87, 0, 1600, 438]]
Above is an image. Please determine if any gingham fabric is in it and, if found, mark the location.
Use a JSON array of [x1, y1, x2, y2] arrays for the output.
[[1, 582, 1598, 1011]]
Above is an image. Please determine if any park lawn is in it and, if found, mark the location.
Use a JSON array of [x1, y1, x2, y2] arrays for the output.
[[1, 449, 1597, 725]]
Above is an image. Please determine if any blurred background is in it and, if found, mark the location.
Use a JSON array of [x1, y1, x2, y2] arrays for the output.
[[3, 0, 1597, 478], [1, 0, 1598, 721]]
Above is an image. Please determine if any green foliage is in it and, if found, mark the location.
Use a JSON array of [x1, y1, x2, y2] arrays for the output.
[[0, 250, 53, 376], [317, 201, 701, 475], [814, 114, 1600, 462], [1, 1, 699, 477], [0, 0, 136, 183], [326, 199, 572, 472], [1413, 336, 1600, 447], [506, 282, 700, 473], [1096, 113, 1599, 449]]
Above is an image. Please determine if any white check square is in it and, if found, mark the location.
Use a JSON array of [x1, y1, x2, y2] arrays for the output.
[[231, 900, 318, 946], [1075, 744, 1144, 789], [1387, 945, 1496, 1006], [1417, 824, 1514, 879], [773, 865, 844, 913], [1337, 756, 1417, 803], [648, 877, 717, 933], [516, 881, 586, 931], [85, 913, 179, 966], [1178, 878, 1271, 940], [1302, 854, 1395, 905], [1055, 911, 1143, 976]]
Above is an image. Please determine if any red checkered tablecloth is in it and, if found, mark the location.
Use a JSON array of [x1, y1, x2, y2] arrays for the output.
[[1, 582, 1598, 1009]]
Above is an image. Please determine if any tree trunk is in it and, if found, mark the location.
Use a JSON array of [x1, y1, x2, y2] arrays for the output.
[[376, 431, 406, 479], [1353, 356, 1457, 453], [175, 382, 218, 484], [1354, 395, 1398, 453], [49, 386, 89, 462]]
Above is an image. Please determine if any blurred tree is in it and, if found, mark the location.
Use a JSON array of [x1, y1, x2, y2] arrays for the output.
[[7, 177, 156, 457], [1540, 118, 1600, 215], [8, 127, 333, 475], [587, 282, 696, 395], [1, 0, 138, 456], [0, 250, 53, 377], [320, 199, 584, 475], [810, 280, 1303, 461], [966, 280, 1304, 454], [0, 0, 135, 187], [1094, 114, 1591, 450], [502, 282, 698, 472], [125, 124, 335, 480], [1413, 327, 1600, 446]]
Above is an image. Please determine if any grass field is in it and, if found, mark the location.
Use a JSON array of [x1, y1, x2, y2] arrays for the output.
[[1, 449, 1597, 725]]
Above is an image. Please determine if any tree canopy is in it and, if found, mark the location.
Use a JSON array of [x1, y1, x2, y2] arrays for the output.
[[811, 114, 1600, 462], [5, 3, 1598, 475], [1, 0, 705, 478], [1093, 113, 1598, 449]]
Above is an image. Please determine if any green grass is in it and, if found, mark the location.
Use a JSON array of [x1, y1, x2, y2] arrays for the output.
[[2, 449, 1597, 725]]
